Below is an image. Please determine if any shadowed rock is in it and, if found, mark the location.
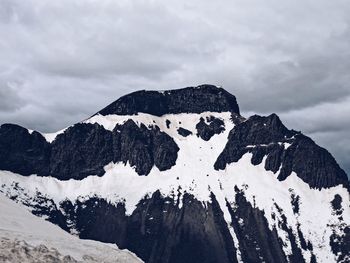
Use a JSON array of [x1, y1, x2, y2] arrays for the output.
[[214, 114, 349, 189], [97, 84, 240, 116]]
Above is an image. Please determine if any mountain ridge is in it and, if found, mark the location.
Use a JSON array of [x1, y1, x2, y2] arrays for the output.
[[0, 85, 349, 263]]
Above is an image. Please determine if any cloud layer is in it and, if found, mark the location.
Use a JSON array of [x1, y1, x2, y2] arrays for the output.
[[0, 0, 349, 176]]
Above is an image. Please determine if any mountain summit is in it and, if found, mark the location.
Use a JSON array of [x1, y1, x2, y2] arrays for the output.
[[0, 85, 349, 263], [97, 84, 240, 116]]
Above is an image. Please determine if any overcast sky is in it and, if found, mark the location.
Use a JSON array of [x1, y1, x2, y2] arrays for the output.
[[0, 0, 349, 176]]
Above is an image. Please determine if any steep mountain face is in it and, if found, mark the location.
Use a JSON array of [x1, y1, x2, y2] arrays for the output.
[[0, 84, 349, 263]]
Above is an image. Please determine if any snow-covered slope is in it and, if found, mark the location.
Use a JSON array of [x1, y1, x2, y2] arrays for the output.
[[0, 85, 349, 263], [0, 194, 142, 263]]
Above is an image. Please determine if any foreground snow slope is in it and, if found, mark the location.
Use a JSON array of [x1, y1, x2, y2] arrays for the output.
[[0, 194, 142, 263]]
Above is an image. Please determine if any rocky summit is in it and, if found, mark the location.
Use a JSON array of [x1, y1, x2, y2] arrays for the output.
[[0, 84, 349, 263]]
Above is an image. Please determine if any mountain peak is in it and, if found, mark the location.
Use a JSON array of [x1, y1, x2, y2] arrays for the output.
[[0, 84, 349, 263], [97, 84, 240, 116]]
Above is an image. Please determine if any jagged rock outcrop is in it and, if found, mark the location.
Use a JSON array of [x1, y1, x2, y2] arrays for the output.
[[214, 114, 349, 189], [0, 121, 179, 180], [0, 124, 50, 176], [196, 116, 225, 141]]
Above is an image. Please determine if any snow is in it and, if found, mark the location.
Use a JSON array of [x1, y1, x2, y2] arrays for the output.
[[219, 154, 349, 262], [284, 142, 292, 149], [84, 112, 230, 139], [41, 128, 68, 143], [40, 111, 229, 143], [0, 111, 349, 263], [0, 194, 143, 262]]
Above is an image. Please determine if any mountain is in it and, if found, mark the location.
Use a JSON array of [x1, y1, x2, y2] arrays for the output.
[[0, 194, 142, 262], [0, 84, 349, 263]]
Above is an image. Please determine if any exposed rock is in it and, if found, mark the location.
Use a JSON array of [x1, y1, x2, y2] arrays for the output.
[[58, 192, 238, 263], [277, 135, 349, 189], [28, 187, 318, 263], [290, 192, 300, 215], [227, 187, 289, 263], [331, 194, 343, 213], [50, 123, 114, 180], [330, 226, 350, 263], [0, 121, 179, 180], [329, 194, 350, 263], [118, 120, 179, 175], [97, 85, 240, 116], [177, 127, 192, 137], [196, 116, 225, 141], [272, 203, 306, 263], [0, 124, 50, 176], [215, 114, 349, 189]]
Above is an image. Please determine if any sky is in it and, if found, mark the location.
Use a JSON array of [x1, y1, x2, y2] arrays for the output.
[[0, 0, 349, 176]]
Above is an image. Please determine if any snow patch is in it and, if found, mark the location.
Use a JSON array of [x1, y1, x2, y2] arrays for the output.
[[41, 127, 68, 143]]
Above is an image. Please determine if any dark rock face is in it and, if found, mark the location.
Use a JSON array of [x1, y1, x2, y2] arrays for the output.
[[277, 135, 348, 189], [272, 203, 306, 263], [214, 114, 295, 170], [52, 192, 238, 263], [215, 114, 349, 189], [331, 194, 343, 213], [330, 226, 350, 263], [97, 85, 240, 116], [17, 187, 321, 263], [0, 124, 50, 176], [177, 127, 192, 137], [0, 121, 179, 179], [50, 123, 114, 180], [329, 195, 350, 263], [196, 116, 225, 141], [117, 120, 179, 175], [290, 192, 300, 215], [227, 187, 289, 263]]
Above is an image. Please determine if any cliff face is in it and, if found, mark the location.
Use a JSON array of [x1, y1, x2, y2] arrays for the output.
[[214, 114, 348, 189], [0, 121, 179, 180], [0, 85, 349, 263]]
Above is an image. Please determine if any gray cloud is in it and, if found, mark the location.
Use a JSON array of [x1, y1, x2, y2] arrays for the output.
[[0, 0, 349, 176], [0, 81, 25, 112]]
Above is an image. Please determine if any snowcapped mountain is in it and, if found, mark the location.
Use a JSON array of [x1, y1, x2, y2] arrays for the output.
[[0, 84, 349, 263], [0, 194, 142, 262]]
